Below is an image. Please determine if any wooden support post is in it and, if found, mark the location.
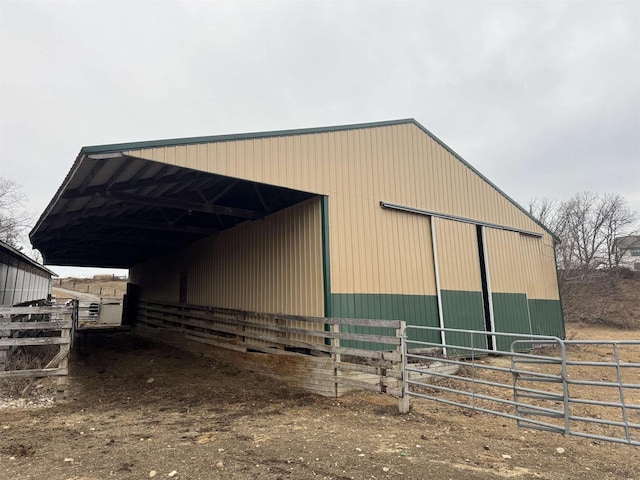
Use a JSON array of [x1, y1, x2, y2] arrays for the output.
[[332, 323, 341, 397], [398, 321, 410, 413], [0, 320, 9, 372], [56, 311, 71, 402]]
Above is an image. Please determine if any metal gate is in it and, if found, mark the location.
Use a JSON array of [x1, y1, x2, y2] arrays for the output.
[[402, 326, 640, 446]]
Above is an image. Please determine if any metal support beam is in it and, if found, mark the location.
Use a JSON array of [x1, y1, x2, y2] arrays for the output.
[[97, 191, 264, 219], [63, 166, 196, 199], [89, 217, 218, 236]]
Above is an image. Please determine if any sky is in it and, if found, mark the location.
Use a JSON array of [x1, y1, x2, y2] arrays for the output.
[[1, 0, 639, 278]]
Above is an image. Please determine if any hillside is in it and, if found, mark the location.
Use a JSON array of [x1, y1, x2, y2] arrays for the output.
[[561, 271, 640, 330], [53, 275, 128, 298]]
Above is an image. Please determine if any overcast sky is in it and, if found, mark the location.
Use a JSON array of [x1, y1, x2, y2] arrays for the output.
[[1, 0, 639, 277]]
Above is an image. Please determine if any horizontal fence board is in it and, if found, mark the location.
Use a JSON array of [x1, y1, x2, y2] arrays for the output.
[[0, 321, 72, 331], [135, 301, 405, 398], [137, 306, 399, 345], [335, 376, 383, 392], [139, 301, 401, 329], [335, 362, 403, 380], [0, 368, 68, 379], [0, 307, 74, 315], [0, 337, 69, 347], [138, 313, 399, 361]]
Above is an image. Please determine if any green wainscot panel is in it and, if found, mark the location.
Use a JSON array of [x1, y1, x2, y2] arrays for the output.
[[528, 299, 565, 339], [440, 290, 488, 356], [491, 292, 532, 352], [331, 293, 440, 351]]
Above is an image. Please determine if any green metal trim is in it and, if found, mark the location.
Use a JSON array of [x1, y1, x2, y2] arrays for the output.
[[321, 196, 332, 318], [321, 196, 332, 345], [552, 245, 566, 338]]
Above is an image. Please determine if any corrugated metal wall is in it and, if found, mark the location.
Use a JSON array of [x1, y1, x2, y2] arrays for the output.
[[0, 253, 52, 306], [130, 197, 324, 335], [433, 218, 487, 350], [127, 121, 562, 343], [126, 123, 552, 300], [484, 228, 563, 348], [484, 228, 532, 350]]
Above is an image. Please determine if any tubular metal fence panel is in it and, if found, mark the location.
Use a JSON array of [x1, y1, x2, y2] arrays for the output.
[[401, 326, 640, 446]]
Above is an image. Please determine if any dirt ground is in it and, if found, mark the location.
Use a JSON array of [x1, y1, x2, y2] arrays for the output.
[[1, 324, 639, 480]]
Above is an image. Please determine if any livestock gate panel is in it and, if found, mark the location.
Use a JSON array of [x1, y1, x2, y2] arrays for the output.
[[401, 325, 640, 446]]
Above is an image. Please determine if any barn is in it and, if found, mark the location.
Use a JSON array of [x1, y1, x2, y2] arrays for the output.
[[0, 239, 54, 306], [30, 119, 564, 393]]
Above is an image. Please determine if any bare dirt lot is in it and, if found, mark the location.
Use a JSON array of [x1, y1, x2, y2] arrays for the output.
[[1, 324, 639, 480]]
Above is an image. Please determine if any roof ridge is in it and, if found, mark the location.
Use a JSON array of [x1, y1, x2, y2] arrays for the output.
[[81, 118, 417, 154]]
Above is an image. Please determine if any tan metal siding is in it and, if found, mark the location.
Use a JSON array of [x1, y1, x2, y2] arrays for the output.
[[484, 228, 559, 300], [433, 218, 482, 292], [519, 234, 560, 300], [328, 196, 437, 295], [130, 197, 323, 317], [484, 228, 526, 294], [127, 123, 549, 296]]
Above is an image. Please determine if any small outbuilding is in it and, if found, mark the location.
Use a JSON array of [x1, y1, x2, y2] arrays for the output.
[[31, 119, 564, 357], [0, 240, 54, 306]]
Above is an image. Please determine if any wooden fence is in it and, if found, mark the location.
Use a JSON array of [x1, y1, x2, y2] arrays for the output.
[[135, 300, 405, 398], [0, 304, 75, 399]]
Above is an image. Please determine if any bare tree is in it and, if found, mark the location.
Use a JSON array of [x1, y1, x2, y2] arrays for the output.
[[530, 192, 638, 326], [0, 177, 32, 249], [529, 191, 638, 279]]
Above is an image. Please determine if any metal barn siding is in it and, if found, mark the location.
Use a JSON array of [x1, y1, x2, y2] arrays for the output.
[[126, 122, 548, 299], [433, 218, 488, 351], [130, 197, 325, 343], [118, 119, 563, 342], [484, 229, 563, 347], [332, 209, 440, 350], [519, 234, 564, 338], [484, 228, 532, 350], [0, 249, 52, 306]]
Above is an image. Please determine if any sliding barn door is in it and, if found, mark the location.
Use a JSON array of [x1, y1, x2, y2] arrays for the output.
[[484, 228, 532, 351], [432, 218, 488, 353]]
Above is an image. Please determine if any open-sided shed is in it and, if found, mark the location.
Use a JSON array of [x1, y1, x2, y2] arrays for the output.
[[31, 119, 564, 371]]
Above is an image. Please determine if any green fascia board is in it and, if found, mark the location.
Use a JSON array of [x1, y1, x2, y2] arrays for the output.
[[59, 117, 559, 244]]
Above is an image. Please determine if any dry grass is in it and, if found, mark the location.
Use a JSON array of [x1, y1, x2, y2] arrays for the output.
[[54, 276, 128, 298], [1, 345, 59, 396], [562, 273, 640, 329]]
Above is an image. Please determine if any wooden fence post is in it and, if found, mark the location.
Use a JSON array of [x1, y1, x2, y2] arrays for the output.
[[332, 322, 341, 397], [398, 321, 410, 413], [56, 326, 71, 401], [0, 313, 10, 372]]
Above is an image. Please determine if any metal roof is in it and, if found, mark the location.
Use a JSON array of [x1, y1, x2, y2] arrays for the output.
[[30, 153, 314, 268], [0, 240, 56, 276]]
